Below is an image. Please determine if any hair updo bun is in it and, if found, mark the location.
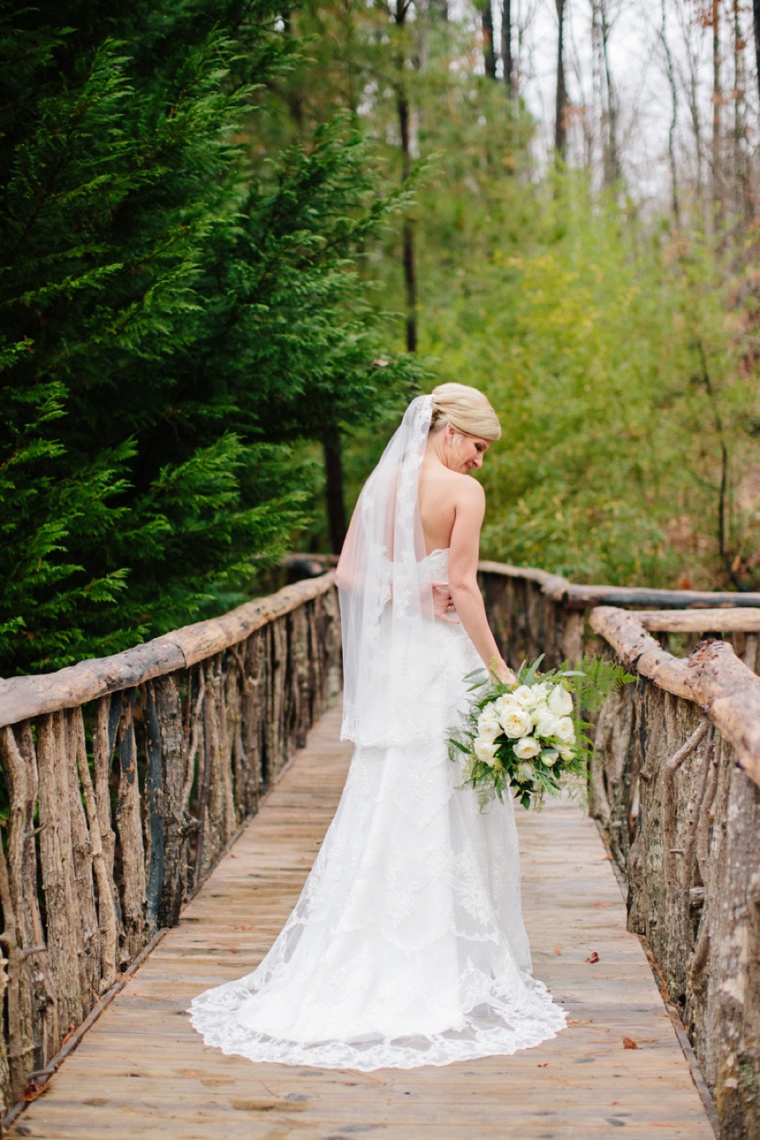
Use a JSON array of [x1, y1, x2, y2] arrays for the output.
[[430, 382, 501, 441]]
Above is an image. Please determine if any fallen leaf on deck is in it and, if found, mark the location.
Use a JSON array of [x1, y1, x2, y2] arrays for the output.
[[586, 951, 600, 964], [622, 1037, 640, 1049], [553, 945, 562, 955]]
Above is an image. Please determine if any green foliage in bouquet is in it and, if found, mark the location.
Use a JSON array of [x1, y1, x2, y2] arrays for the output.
[[448, 655, 634, 811]]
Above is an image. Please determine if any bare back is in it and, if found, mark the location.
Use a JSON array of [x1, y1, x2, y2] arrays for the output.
[[418, 456, 483, 557]]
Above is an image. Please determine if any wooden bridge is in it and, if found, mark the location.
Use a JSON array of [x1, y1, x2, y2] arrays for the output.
[[1, 563, 759, 1138]]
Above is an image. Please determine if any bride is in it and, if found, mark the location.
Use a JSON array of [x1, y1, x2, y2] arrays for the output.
[[189, 383, 566, 1069]]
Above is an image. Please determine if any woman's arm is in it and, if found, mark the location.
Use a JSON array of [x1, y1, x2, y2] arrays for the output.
[[447, 480, 515, 683]]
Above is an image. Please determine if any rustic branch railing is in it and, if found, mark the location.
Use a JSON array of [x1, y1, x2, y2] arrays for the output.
[[0, 573, 340, 1116], [478, 564, 760, 1140], [1, 558, 760, 1135]]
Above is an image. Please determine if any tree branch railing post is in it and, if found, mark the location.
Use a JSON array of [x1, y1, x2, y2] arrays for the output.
[[478, 563, 760, 1139], [0, 572, 341, 1119], [1, 558, 759, 1136]]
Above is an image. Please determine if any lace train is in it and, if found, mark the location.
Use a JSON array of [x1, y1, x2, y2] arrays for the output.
[[189, 552, 566, 1069]]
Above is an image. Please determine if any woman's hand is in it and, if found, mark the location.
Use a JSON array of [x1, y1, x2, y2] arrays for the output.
[[432, 581, 460, 624], [489, 655, 517, 686]]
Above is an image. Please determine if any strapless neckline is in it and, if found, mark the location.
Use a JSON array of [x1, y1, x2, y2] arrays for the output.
[[425, 547, 449, 559]]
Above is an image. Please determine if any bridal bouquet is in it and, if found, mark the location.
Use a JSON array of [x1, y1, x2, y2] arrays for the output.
[[449, 656, 633, 810]]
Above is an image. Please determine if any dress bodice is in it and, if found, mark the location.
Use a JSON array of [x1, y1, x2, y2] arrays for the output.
[[423, 547, 449, 574]]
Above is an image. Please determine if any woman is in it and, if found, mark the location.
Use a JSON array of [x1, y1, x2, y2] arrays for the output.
[[190, 384, 565, 1069]]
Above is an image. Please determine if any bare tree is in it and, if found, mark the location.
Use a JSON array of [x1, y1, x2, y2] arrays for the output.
[[659, 0, 681, 222], [674, 0, 705, 211], [481, 0, 497, 78], [754, 0, 760, 109], [502, 0, 514, 93], [711, 0, 723, 218], [596, 0, 620, 186], [555, 0, 568, 161], [731, 0, 751, 223]]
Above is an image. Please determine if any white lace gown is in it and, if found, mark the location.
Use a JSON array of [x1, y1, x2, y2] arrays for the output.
[[189, 550, 566, 1069]]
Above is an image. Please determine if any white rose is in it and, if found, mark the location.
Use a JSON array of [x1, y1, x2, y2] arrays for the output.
[[517, 762, 535, 783], [531, 683, 551, 703], [559, 746, 575, 762], [540, 749, 559, 767], [534, 712, 561, 740], [548, 684, 574, 716], [554, 717, 576, 744], [474, 738, 499, 766], [513, 735, 541, 760], [500, 707, 533, 739], [510, 685, 537, 709]]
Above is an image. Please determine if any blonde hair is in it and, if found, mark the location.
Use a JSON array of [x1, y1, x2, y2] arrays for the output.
[[430, 382, 501, 441]]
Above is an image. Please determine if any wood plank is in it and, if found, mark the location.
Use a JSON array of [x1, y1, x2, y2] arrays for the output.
[[7, 707, 715, 1139]]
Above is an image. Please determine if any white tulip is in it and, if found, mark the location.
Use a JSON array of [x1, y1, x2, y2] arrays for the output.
[[548, 684, 574, 716], [477, 708, 501, 741], [474, 738, 499, 766], [530, 699, 550, 726]]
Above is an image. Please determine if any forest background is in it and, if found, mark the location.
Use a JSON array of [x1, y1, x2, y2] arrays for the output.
[[1, 0, 759, 677]]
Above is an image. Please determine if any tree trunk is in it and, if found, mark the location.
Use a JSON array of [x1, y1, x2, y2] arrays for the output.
[[323, 427, 347, 555], [712, 0, 723, 219], [732, 0, 750, 223], [394, 1, 417, 353], [481, 1, 497, 79], [754, 0, 760, 110], [502, 0, 513, 93], [554, 0, 568, 162], [598, 0, 620, 187], [396, 85, 416, 351], [660, 0, 680, 222], [402, 216, 417, 351]]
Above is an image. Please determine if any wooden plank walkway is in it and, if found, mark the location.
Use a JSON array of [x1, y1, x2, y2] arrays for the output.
[[8, 707, 714, 1140]]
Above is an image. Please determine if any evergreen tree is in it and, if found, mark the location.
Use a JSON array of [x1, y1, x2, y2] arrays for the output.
[[0, 0, 418, 675]]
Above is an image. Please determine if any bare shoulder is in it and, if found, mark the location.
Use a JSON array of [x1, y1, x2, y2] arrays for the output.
[[453, 473, 485, 508]]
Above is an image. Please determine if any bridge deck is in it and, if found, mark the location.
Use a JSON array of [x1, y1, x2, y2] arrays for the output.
[[8, 707, 714, 1139]]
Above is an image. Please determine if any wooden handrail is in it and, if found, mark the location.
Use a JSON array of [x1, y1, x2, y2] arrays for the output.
[[589, 605, 760, 786], [0, 572, 335, 729], [478, 561, 760, 610], [633, 608, 760, 632], [0, 567, 342, 1112]]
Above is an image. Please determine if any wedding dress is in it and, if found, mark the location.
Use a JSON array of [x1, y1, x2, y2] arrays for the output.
[[189, 398, 566, 1070]]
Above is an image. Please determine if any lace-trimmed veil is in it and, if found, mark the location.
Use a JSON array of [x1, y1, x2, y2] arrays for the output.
[[189, 391, 568, 1071], [338, 395, 437, 749]]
